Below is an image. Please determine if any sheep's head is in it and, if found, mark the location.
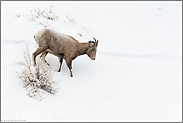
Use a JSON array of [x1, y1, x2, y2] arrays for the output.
[[86, 37, 99, 60]]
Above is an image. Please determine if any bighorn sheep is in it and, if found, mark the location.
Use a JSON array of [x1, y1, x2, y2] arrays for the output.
[[32, 28, 98, 77]]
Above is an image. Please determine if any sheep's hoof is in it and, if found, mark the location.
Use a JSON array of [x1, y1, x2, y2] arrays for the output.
[[70, 74, 73, 77]]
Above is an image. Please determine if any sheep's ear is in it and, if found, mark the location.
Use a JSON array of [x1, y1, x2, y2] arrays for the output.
[[89, 41, 95, 47]]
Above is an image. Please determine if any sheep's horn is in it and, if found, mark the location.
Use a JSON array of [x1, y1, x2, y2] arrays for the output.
[[96, 39, 98, 46], [93, 37, 98, 46]]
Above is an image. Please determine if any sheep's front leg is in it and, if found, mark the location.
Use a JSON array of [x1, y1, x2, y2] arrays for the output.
[[32, 46, 48, 66], [65, 59, 73, 77], [58, 58, 63, 72]]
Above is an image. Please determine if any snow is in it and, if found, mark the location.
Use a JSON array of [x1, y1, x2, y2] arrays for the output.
[[1, 1, 182, 122]]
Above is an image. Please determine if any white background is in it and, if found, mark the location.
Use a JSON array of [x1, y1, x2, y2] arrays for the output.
[[1, 1, 182, 122]]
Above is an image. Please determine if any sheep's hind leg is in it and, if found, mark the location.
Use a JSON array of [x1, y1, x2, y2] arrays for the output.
[[65, 59, 73, 77], [40, 51, 50, 66], [32, 46, 48, 66]]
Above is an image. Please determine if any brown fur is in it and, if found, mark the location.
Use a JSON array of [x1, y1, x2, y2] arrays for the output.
[[32, 28, 98, 77]]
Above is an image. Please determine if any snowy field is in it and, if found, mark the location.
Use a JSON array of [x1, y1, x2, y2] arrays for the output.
[[1, 1, 182, 122]]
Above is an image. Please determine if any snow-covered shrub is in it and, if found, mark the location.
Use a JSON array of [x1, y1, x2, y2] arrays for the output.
[[64, 15, 76, 23], [39, 21, 51, 27], [30, 3, 58, 21], [16, 45, 58, 100], [78, 32, 83, 37], [66, 15, 76, 23]]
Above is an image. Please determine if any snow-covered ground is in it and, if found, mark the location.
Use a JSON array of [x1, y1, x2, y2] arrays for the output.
[[1, 1, 182, 122]]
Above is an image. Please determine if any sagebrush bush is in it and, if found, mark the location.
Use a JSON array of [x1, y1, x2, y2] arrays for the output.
[[66, 15, 76, 23], [30, 3, 58, 21], [78, 32, 83, 37], [16, 45, 58, 100]]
